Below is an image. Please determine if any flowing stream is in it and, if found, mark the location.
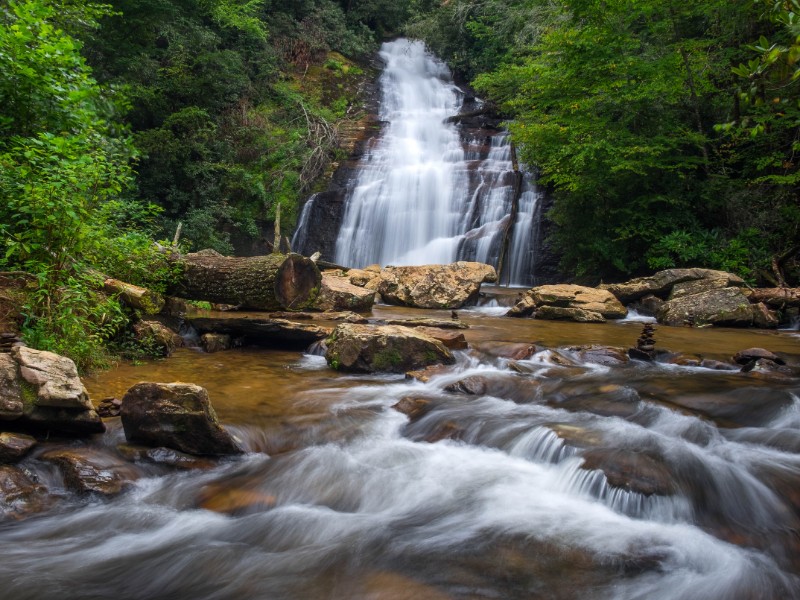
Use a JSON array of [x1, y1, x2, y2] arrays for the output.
[[299, 39, 539, 285], [0, 305, 799, 599]]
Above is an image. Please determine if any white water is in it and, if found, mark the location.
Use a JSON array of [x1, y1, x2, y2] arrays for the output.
[[332, 39, 538, 284]]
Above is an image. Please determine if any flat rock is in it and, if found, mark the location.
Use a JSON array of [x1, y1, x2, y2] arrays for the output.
[[507, 284, 626, 320], [534, 306, 606, 323], [12, 346, 91, 410], [22, 406, 105, 435], [121, 382, 244, 456], [656, 287, 757, 327], [581, 448, 675, 496], [313, 272, 375, 312], [41, 448, 142, 497], [733, 347, 784, 365], [377, 262, 497, 309], [566, 345, 629, 366], [268, 311, 367, 323], [384, 318, 468, 330], [414, 327, 468, 350], [188, 317, 330, 348], [117, 444, 217, 470], [0, 353, 22, 420], [325, 323, 454, 373], [0, 432, 36, 463], [602, 269, 745, 303]]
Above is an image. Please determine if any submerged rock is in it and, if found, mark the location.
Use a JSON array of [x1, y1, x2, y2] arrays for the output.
[[581, 448, 675, 496], [507, 284, 626, 321], [121, 382, 244, 456], [200, 333, 232, 353], [325, 323, 454, 373], [377, 262, 497, 309], [41, 448, 142, 497]]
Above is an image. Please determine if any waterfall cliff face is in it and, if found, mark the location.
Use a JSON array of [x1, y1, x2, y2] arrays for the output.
[[295, 39, 540, 285]]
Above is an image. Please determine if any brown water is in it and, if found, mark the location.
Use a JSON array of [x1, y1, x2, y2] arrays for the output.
[[2, 306, 800, 599]]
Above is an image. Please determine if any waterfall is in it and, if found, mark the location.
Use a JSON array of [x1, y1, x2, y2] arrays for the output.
[[303, 39, 539, 284]]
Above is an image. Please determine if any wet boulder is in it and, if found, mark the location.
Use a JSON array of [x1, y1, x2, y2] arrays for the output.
[[733, 347, 784, 366], [566, 345, 629, 366], [602, 268, 745, 303], [392, 396, 435, 421], [117, 444, 216, 471], [581, 448, 675, 496], [133, 320, 183, 356], [41, 447, 142, 497], [507, 284, 626, 321], [200, 333, 232, 353], [121, 382, 244, 456], [377, 262, 497, 309], [0, 433, 36, 463], [0, 465, 52, 520], [312, 272, 375, 312], [656, 287, 760, 327], [325, 323, 454, 373]]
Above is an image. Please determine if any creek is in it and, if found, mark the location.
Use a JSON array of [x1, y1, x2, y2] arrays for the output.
[[0, 300, 798, 599]]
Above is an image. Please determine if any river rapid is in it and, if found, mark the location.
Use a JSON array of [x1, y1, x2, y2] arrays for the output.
[[0, 302, 798, 599]]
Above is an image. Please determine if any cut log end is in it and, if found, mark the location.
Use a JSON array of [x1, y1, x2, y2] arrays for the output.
[[276, 253, 322, 311]]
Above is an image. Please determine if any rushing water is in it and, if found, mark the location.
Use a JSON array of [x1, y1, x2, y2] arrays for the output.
[[1, 307, 799, 599], [324, 39, 538, 285]]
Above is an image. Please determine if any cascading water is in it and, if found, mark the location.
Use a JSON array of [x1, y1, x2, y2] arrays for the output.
[[303, 38, 538, 285]]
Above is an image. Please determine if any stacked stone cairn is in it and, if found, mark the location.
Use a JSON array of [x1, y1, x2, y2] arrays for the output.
[[628, 324, 656, 361]]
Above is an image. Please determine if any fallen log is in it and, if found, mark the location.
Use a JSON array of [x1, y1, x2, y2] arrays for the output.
[[747, 288, 800, 308], [188, 316, 330, 348], [103, 278, 164, 314], [170, 250, 322, 311]]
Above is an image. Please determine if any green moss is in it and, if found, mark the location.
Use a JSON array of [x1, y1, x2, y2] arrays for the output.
[[19, 380, 38, 411], [372, 348, 403, 369]]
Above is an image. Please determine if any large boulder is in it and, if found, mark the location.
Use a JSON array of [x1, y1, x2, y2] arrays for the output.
[[602, 268, 744, 303], [2, 347, 104, 435], [313, 272, 375, 312], [656, 287, 760, 327], [377, 262, 497, 309], [325, 323, 455, 373], [121, 383, 244, 456], [507, 284, 626, 321]]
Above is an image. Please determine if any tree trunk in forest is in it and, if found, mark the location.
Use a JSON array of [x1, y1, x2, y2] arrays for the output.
[[169, 250, 322, 311]]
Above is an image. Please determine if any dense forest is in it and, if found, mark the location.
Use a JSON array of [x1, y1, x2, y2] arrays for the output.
[[1, 0, 798, 367]]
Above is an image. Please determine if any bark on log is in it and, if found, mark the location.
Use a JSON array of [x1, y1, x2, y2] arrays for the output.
[[103, 278, 165, 314], [170, 250, 322, 311], [747, 288, 800, 308]]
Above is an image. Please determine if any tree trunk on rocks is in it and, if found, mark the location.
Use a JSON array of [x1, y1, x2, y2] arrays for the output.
[[169, 250, 322, 311], [103, 278, 164, 314], [747, 288, 800, 308]]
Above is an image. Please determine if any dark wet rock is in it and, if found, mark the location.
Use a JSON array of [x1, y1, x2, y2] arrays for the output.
[[201, 333, 231, 353], [392, 396, 434, 421], [97, 397, 122, 418], [384, 318, 469, 330], [405, 364, 452, 383], [581, 448, 676, 496], [566, 345, 629, 366], [22, 406, 105, 435], [423, 421, 462, 443], [741, 358, 795, 378], [196, 481, 277, 515], [444, 374, 540, 403], [269, 311, 368, 323], [325, 323, 454, 373], [545, 423, 606, 449], [414, 327, 468, 350], [534, 306, 606, 323], [377, 262, 497, 309], [470, 342, 540, 361], [40, 448, 142, 497], [656, 287, 757, 327], [699, 359, 738, 371], [0, 353, 23, 420], [160, 296, 188, 317], [546, 384, 641, 419], [663, 388, 794, 427], [632, 294, 665, 316], [0, 465, 52, 520], [602, 268, 745, 303], [733, 347, 785, 365], [312, 272, 375, 312], [133, 320, 184, 357], [121, 382, 244, 456], [508, 284, 626, 321], [188, 316, 330, 349], [117, 444, 217, 470], [0, 432, 36, 463]]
